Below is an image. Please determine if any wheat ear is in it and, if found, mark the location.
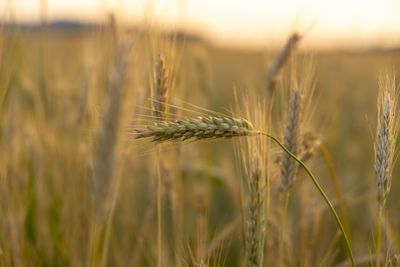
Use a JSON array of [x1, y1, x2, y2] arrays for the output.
[[266, 33, 300, 94], [374, 74, 397, 267], [279, 88, 303, 191], [153, 54, 169, 120], [375, 82, 396, 208], [134, 116, 257, 142]]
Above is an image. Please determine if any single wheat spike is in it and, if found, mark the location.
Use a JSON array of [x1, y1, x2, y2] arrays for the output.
[[246, 142, 266, 267], [279, 88, 303, 191], [266, 33, 300, 94], [375, 77, 397, 208], [153, 54, 169, 120], [134, 116, 256, 142]]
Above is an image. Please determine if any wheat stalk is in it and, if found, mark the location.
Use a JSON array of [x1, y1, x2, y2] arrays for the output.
[[134, 115, 257, 142], [374, 74, 397, 267], [90, 40, 131, 267], [245, 140, 266, 267], [92, 41, 131, 221], [278, 88, 303, 191], [276, 88, 303, 266], [152, 53, 171, 267]]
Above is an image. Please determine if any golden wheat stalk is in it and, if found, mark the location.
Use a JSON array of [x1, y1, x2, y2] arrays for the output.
[[374, 74, 397, 267], [89, 40, 131, 267], [152, 53, 171, 267], [92, 41, 131, 221], [245, 141, 266, 267]]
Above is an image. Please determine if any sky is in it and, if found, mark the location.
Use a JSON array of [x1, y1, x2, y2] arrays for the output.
[[2, 0, 400, 49]]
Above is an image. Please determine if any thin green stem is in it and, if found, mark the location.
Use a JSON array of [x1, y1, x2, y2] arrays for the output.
[[156, 148, 162, 267], [319, 144, 351, 238], [375, 208, 383, 267], [261, 132, 355, 267], [278, 191, 290, 267]]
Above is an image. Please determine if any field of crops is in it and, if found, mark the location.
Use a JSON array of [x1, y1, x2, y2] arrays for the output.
[[1, 22, 400, 266]]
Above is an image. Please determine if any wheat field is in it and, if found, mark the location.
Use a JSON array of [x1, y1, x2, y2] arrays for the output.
[[1, 15, 400, 267]]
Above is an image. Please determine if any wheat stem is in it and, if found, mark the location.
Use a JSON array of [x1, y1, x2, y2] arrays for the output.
[[156, 149, 162, 267], [261, 132, 355, 267], [153, 54, 170, 267], [376, 208, 383, 267], [374, 75, 397, 266], [277, 191, 290, 267], [319, 144, 351, 239]]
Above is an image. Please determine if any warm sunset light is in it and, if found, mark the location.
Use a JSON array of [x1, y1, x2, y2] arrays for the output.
[[3, 0, 400, 49]]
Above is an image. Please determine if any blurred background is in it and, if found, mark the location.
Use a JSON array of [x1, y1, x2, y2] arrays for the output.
[[0, 1, 400, 267], [3, 0, 400, 49]]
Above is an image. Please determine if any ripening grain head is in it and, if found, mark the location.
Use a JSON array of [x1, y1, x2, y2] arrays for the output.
[[266, 32, 301, 94], [374, 73, 398, 209], [153, 54, 170, 121], [278, 88, 303, 191], [277, 61, 316, 192], [133, 115, 257, 142]]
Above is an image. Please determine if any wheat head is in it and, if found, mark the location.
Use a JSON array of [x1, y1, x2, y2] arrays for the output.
[[278, 88, 303, 191], [375, 75, 397, 208], [133, 115, 257, 142]]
